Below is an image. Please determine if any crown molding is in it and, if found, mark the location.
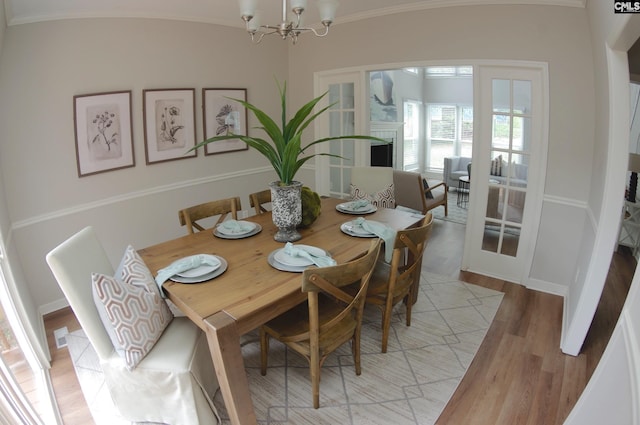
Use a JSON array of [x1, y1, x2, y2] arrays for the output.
[[5, 0, 586, 27]]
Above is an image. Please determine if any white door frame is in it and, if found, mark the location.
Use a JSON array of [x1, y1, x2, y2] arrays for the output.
[[561, 14, 640, 356], [564, 14, 640, 421], [462, 61, 549, 285]]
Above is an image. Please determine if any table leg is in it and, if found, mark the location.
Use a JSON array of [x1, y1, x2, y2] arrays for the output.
[[204, 312, 257, 425]]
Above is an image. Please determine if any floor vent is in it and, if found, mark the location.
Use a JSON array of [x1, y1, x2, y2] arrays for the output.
[[54, 327, 69, 349]]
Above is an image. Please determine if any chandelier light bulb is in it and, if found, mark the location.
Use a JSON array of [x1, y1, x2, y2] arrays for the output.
[[317, 0, 338, 24], [290, 0, 308, 13], [238, 0, 257, 18]]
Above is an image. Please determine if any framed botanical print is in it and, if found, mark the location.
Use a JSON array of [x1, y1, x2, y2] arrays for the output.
[[73, 90, 135, 177], [143, 88, 197, 164], [202, 88, 248, 155]]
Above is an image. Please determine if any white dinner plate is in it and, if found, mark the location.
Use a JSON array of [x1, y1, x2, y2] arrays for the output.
[[267, 250, 308, 273], [170, 256, 228, 283], [214, 223, 262, 240], [176, 254, 221, 278], [336, 202, 377, 215], [273, 245, 326, 267], [340, 221, 378, 238], [216, 221, 257, 236]]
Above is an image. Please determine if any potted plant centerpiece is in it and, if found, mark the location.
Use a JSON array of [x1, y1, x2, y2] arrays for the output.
[[191, 81, 381, 242]]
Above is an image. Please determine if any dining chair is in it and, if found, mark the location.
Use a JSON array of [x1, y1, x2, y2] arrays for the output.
[[46, 226, 220, 424], [366, 213, 434, 353], [178, 196, 242, 234], [260, 239, 382, 409], [249, 189, 271, 215]]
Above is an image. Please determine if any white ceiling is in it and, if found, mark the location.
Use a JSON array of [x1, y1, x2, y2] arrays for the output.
[[4, 0, 585, 28]]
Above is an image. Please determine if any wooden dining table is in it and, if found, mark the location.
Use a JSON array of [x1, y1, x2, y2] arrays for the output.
[[138, 197, 424, 425]]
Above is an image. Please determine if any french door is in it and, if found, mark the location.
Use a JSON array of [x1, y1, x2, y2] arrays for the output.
[[314, 71, 368, 197], [463, 64, 548, 283]]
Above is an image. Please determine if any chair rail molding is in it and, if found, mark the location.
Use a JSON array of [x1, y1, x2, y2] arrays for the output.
[[11, 166, 280, 230]]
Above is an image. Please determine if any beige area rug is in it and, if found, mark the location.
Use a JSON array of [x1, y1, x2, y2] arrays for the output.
[[66, 272, 503, 425], [431, 192, 468, 225]]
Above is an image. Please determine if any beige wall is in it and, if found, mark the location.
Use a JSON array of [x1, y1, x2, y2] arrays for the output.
[[0, 4, 600, 313], [288, 5, 595, 289], [0, 18, 290, 310]]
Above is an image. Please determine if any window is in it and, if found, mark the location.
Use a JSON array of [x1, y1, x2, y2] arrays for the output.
[[425, 66, 473, 78], [426, 104, 473, 171], [403, 100, 421, 171]]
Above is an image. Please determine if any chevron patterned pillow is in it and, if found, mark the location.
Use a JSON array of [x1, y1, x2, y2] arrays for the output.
[[350, 183, 396, 208], [92, 245, 173, 370]]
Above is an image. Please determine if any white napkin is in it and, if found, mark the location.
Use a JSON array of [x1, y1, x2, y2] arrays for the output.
[[348, 199, 371, 210], [218, 219, 254, 234], [155, 254, 221, 296], [283, 243, 337, 268], [353, 217, 396, 262]]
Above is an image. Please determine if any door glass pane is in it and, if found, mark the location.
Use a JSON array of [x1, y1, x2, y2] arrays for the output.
[[343, 139, 354, 166], [492, 79, 510, 113], [512, 116, 524, 151], [509, 152, 529, 189], [329, 85, 340, 109], [482, 221, 500, 253], [505, 189, 525, 224], [489, 150, 506, 178], [501, 225, 521, 256], [341, 83, 354, 109], [330, 140, 340, 165], [329, 111, 340, 137], [343, 168, 352, 193], [330, 167, 341, 192], [513, 80, 532, 113], [486, 184, 503, 219], [491, 115, 511, 149], [343, 111, 354, 135]]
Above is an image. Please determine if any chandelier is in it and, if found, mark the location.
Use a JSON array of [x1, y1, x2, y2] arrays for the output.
[[238, 0, 339, 44]]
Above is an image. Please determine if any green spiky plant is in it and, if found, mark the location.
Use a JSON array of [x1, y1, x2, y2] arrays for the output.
[[190, 80, 382, 185]]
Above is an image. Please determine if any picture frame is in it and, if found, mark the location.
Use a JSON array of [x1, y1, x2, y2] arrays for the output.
[[73, 90, 135, 177], [370, 71, 398, 122], [143, 88, 197, 164], [202, 88, 248, 155]]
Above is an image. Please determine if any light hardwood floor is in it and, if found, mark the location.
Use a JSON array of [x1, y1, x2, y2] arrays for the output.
[[43, 218, 635, 424]]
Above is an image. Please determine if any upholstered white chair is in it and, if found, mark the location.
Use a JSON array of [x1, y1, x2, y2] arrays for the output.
[[350, 166, 395, 207], [46, 226, 220, 425]]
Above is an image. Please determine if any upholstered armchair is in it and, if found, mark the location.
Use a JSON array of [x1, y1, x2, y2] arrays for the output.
[[393, 169, 448, 216], [443, 156, 472, 189]]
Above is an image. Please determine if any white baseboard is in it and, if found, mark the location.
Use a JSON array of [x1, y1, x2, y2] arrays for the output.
[[39, 298, 69, 316], [525, 277, 568, 297]]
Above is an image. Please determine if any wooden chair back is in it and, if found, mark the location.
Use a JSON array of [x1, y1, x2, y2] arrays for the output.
[[302, 239, 381, 337], [260, 239, 382, 408], [178, 196, 241, 234], [249, 189, 271, 215], [366, 213, 434, 352]]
